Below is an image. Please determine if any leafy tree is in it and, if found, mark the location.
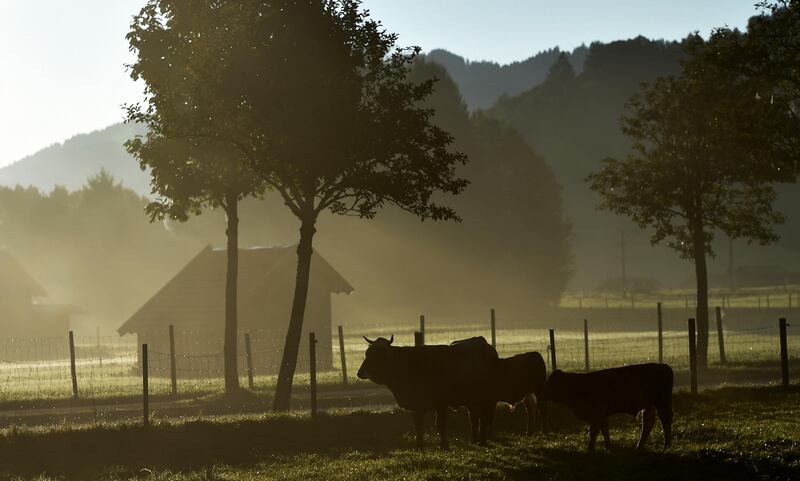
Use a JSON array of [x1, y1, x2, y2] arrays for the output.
[[125, 1, 265, 394], [214, 0, 468, 411], [699, 1, 800, 160], [588, 35, 796, 369]]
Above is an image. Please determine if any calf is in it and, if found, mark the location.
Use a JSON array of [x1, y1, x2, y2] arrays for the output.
[[546, 363, 673, 451]]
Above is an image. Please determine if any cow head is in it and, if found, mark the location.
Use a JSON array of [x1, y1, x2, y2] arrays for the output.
[[356, 335, 394, 384], [545, 369, 568, 401]]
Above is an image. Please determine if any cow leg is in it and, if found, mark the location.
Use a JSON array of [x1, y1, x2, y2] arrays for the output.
[[539, 398, 549, 434], [600, 419, 611, 451], [468, 405, 480, 444], [657, 404, 674, 449], [587, 423, 599, 452], [479, 403, 494, 446], [413, 411, 425, 450], [435, 406, 449, 450], [524, 394, 537, 436], [636, 406, 657, 450]]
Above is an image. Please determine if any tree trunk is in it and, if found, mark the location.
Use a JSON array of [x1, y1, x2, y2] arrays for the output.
[[224, 193, 240, 394], [692, 223, 710, 371], [273, 216, 317, 411]]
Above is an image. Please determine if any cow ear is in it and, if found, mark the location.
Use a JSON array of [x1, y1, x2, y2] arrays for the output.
[[389, 335, 394, 345], [363, 336, 374, 344]]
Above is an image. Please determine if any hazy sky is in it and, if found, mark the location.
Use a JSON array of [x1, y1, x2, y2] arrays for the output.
[[0, 0, 761, 167]]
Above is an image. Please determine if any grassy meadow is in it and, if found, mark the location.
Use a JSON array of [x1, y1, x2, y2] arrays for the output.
[[0, 385, 797, 481]]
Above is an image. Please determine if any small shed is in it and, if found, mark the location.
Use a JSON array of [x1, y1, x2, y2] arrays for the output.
[[117, 245, 353, 376]]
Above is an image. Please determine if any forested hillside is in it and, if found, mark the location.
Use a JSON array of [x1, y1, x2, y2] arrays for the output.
[[484, 36, 800, 288], [426, 46, 587, 110], [5, 37, 796, 295]]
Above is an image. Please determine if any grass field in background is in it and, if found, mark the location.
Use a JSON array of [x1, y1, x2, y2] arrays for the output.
[[1, 323, 796, 406], [559, 284, 800, 309]]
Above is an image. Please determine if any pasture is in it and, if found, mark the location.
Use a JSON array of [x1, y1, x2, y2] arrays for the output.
[[1, 322, 796, 404], [0, 385, 798, 480]]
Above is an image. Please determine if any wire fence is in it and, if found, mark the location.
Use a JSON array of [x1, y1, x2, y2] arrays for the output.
[[0, 316, 796, 403], [560, 288, 800, 310]]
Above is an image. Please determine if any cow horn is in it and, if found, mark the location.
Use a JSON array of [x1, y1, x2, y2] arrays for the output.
[[363, 336, 375, 344], [389, 335, 394, 345]]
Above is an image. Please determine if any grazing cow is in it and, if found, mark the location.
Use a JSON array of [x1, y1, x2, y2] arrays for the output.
[[546, 363, 673, 451], [474, 352, 548, 439], [356, 336, 495, 449]]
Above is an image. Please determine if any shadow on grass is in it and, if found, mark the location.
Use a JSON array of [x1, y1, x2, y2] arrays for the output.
[[0, 409, 444, 479], [516, 446, 800, 481], [1, 384, 798, 480]]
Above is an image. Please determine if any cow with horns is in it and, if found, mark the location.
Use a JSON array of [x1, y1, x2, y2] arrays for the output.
[[357, 335, 496, 449]]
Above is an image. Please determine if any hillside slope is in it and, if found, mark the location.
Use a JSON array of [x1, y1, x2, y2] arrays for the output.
[[0, 123, 150, 194]]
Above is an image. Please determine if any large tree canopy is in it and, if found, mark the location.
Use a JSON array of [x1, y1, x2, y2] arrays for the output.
[[232, 0, 467, 411], [127, 0, 467, 409]]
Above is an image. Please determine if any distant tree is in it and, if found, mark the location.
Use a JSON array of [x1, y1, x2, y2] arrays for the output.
[[588, 35, 796, 369], [219, 0, 468, 411], [541, 53, 576, 95], [408, 59, 574, 306], [125, 2, 265, 394]]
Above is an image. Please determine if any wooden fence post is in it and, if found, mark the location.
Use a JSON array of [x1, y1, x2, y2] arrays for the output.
[[337, 325, 348, 385], [583, 319, 590, 371], [688, 319, 698, 395], [490, 308, 496, 348], [549, 329, 557, 373], [779, 318, 790, 390], [142, 343, 149, 427], [715, 307, 726, 365], [68, 331, 78, 399], [309, 332, 318, 418], [414, 331, 423, 347], [169, 325, 177, 396], [245, 332, 254, 390], [657, 302, 664, 364], [419, 315, 426, 345]]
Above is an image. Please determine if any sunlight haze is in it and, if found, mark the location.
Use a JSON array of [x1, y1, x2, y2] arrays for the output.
[[0, 0, 759, 166]]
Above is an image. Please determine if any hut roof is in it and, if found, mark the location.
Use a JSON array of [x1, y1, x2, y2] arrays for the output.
[[0, 251, 46, 298], [118, 245, 352, 335]]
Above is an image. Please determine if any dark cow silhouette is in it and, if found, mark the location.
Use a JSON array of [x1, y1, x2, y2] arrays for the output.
[[546, 363, 673, 451], [356, 336, 495, 449], [472, 352, 548, 440]]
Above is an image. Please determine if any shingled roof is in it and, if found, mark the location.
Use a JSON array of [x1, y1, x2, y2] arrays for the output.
[[0, 251, 46, 297], [118, 245, 353, 335]]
